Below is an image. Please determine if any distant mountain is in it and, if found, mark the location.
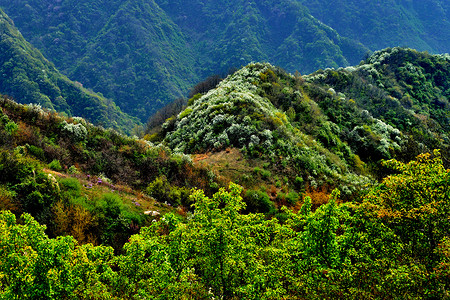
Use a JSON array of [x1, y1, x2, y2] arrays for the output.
[[0, 0, 368, 121], [0, 9, 139, 133], [300, 0, 450, 54], [0, 1, 447, 122]]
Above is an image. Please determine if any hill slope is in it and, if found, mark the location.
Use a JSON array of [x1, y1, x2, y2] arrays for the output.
[[300, 0, 450, 54], [154, 48, 449, 200], [0, 9, 139, 133], [0, 0, 368, 121]]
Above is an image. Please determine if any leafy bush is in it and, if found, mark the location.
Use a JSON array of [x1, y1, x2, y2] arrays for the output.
[[146, 176, 191, 207], [48, 159, 62, 171], [244, 189, 275, 214]]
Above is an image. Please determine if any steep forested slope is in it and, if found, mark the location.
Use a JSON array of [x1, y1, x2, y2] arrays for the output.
[[300, 0, 450, 53], [0, 0, 368, 121], [0, 9, 139, 133]]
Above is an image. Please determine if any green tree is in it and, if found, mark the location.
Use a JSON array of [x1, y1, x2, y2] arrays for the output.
[[364, 150, 450, 267]]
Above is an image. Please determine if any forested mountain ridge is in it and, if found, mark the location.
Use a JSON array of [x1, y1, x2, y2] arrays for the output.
[[4, 0, 442, 121], [300, 0, 450, 54], [306, 47, 450, 165], [0, 9, 140, 133], [149, 48, 449, 204]]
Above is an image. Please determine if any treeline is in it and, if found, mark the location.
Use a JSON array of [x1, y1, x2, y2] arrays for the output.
[[1, 151, 449, 299]]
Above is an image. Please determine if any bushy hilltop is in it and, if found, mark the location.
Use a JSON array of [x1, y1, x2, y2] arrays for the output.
[[0, 9, 139, 134], [306, 47, 450, 165], [161, 63, 372, 196], [155, 48, 449, 198]]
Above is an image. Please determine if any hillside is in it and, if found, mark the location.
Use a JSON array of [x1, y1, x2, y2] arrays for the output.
[[0, 9, 139, 133], [151, 49, 449, 201], [306, 47, 450, 165], [1, 1, 447, 122], [0, 95, 221, 249], [0, 0, 367, 121], [300, 0, 450, 53]]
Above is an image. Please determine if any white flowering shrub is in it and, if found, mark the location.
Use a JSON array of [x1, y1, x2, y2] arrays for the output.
[[348, 118, 403, 159], [61, 120, 88, 142]]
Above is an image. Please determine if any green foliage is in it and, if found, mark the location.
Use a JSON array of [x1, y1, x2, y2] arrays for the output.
[[0, 9, 139, 133], [244, 188, 275, 214], [48, 159, 62, 171], [285, 191, 299, 206], [59, 177, 82, 198], [0, 210, 117, 299], [307, 47, 450, 166], [146, 175, 191, 207], [364, 150, 450, 268], [4, 120, 18, 135], [1, 158, 450, 299]]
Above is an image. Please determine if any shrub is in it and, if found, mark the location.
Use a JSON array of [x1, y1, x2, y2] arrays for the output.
[[146, 176, 191, 206], [286, 191, 300, 206], [26, 144, 45, 160], [68, 165, 80, 174], [4, 121, 18, 135], [61, 121, 87, 142], [59, 177, 82, 199], [48, 159, 62, 171], [244, 189, 275, 214]]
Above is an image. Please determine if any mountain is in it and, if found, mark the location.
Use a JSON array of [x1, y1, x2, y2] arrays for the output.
[[1, 1, 448, 122], [0, 0, 369, 121], [151, 48, 449, 202], [300, 0, 450, 54], [0, 9, 139, 133]]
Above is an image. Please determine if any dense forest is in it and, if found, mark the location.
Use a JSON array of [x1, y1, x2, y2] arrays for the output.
[[1, 152, 449, 299], [1, 46, 450, 298], [0, 9, 139, 134], [1, 0, 447, 122], [0, 0, 449, 298]]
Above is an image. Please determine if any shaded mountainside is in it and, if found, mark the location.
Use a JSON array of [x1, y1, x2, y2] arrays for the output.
[[300, 0, 450, 54], [152, 48, 449, 199], [0, 9, 139, 133], [0, 0, 369, 121]]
